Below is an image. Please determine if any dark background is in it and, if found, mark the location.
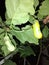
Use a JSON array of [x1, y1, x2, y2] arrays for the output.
[[0, 0, 5, 21], [0, 0, 49, 65]]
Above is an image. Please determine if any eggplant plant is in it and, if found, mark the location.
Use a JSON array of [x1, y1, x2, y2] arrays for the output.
[[0, 0, 49, 65]]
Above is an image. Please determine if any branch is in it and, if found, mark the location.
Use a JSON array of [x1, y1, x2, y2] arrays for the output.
[[24, 58, 26, 65], [36, 44, 42, 65], [0, 52, 16, 65]]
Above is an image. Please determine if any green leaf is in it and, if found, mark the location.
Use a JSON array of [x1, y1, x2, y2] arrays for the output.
[[37, 14, 44, 20], [12, 25, 20, 31], [5, 0, 35, 25], [6, 0, 35, 18], [34, 0, 39, 9], [8, 33, 17, 47], [2, 60, 16, 65], [42, 26, 49, 38], [1, 46, 10, 56], [0, 16, 2, 22], [5, 19, 12, 25], [0, 33, 5, 45], [10, 25, 38, 45], [29, 15, 35, 24], [0, 39, 4, 45], [4, 33, 16, 52], [0, 33, 4, 39], [0, 28, 4, 34], [11, 12, 29, 25], [22, 25, 31, 30], [37, 0, 49, 20], [19, 46, 36, 57], [18, 0, 35, 15], [5, 0, 19, 18]]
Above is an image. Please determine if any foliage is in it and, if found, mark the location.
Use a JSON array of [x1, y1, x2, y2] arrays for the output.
[[34, 0, 39, 9], [42, 26, 49, 38], [0, 0, 49, 65], [5, 0, 35, 25], [37, 0, 49, 20], [2, 60, 16, 65], [19, 46, 36, 57], [10, 25, 38, 45]]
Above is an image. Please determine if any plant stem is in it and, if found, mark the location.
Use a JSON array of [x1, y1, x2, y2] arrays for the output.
[[27, 60, 31, 65], [0, 51, 16, 65], [24, 58, 26, 65], [36, 43, 42, 65]]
